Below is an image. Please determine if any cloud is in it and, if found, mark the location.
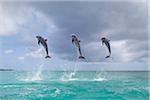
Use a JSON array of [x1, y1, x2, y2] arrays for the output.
[[25, 48, 44, 58], [0, 3, 32, 35], [111, 41, 132, 62], [4, 49, 14, 54], [16, 48, 45, 60], [0, 4, 17, 35], [0, 2, 58, 49], [18, 56, 25, 60]]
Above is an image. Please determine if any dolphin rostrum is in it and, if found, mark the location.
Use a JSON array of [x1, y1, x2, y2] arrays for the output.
[[101, 37, 111, 58], [72, 34, 85, 59], [36, 35, 51, 58]]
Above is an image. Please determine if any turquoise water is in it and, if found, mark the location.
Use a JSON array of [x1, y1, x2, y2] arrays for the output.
[[0, 71, 149, 100]]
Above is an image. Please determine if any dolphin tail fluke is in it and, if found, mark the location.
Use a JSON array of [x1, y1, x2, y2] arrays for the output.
[[79, 55, 85, 59], [45, 55, 51, 59], [105, 55, 110, 58]]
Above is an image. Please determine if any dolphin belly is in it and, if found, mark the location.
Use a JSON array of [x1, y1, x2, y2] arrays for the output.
[[105, 42, 111, 54]]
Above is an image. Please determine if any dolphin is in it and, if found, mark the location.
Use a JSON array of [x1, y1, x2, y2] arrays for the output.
[[36, 35, 51, 58], [71, 34, 85, 59], [101, 37, 111, 58]]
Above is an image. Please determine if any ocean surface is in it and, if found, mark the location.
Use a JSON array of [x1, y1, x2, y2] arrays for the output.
[[0, 71, 149, 100]]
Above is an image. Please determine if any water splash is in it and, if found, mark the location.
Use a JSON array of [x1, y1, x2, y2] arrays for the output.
[[60, 71, 77, 81], [51, 88, 61, 97], [60, 49, 79, 81], [93, 70, 107, 81], [20, 64, 43, 82], [59, 70, 107, 82], [59, 49, 108, 82]]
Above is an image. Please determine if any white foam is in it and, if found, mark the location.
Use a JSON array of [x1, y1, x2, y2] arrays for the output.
[[93, 70, 107, 81], [22, 74, 42, 82], [20, 64, 43, 82], [59, 72, 77, 81], [51, 88, 61, 97], [93, 77, 107, 81]]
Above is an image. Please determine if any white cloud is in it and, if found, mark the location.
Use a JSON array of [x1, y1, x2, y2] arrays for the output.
[[16, 48, 45, 60], [111, 41, 132, 62], [25, 48, 44, 58], [17, 48, 46, 60], [0, 3, 29, 35], [0, 3, 57, 36], [18, 56, 25, 60], [4, 49, 14, 54]]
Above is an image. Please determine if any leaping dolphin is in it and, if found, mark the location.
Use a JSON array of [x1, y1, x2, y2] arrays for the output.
[[101, 37, 111, 58], [71, 34, 85, 59], [36, 35, 51, 58]]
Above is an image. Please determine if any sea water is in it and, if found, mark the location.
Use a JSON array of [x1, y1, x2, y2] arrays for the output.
[[0, 71, 149, 100]]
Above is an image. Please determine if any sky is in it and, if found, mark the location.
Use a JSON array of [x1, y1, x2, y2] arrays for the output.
[[0, 0, 149, 71]]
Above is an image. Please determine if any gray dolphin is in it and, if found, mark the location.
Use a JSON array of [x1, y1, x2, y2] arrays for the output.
[[101, 37, 111, 58], [72, 34, 85, 59], [36, 35, 51, 58]]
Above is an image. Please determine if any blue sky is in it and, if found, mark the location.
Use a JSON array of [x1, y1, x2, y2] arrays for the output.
[[0, 1, 149, 71]]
